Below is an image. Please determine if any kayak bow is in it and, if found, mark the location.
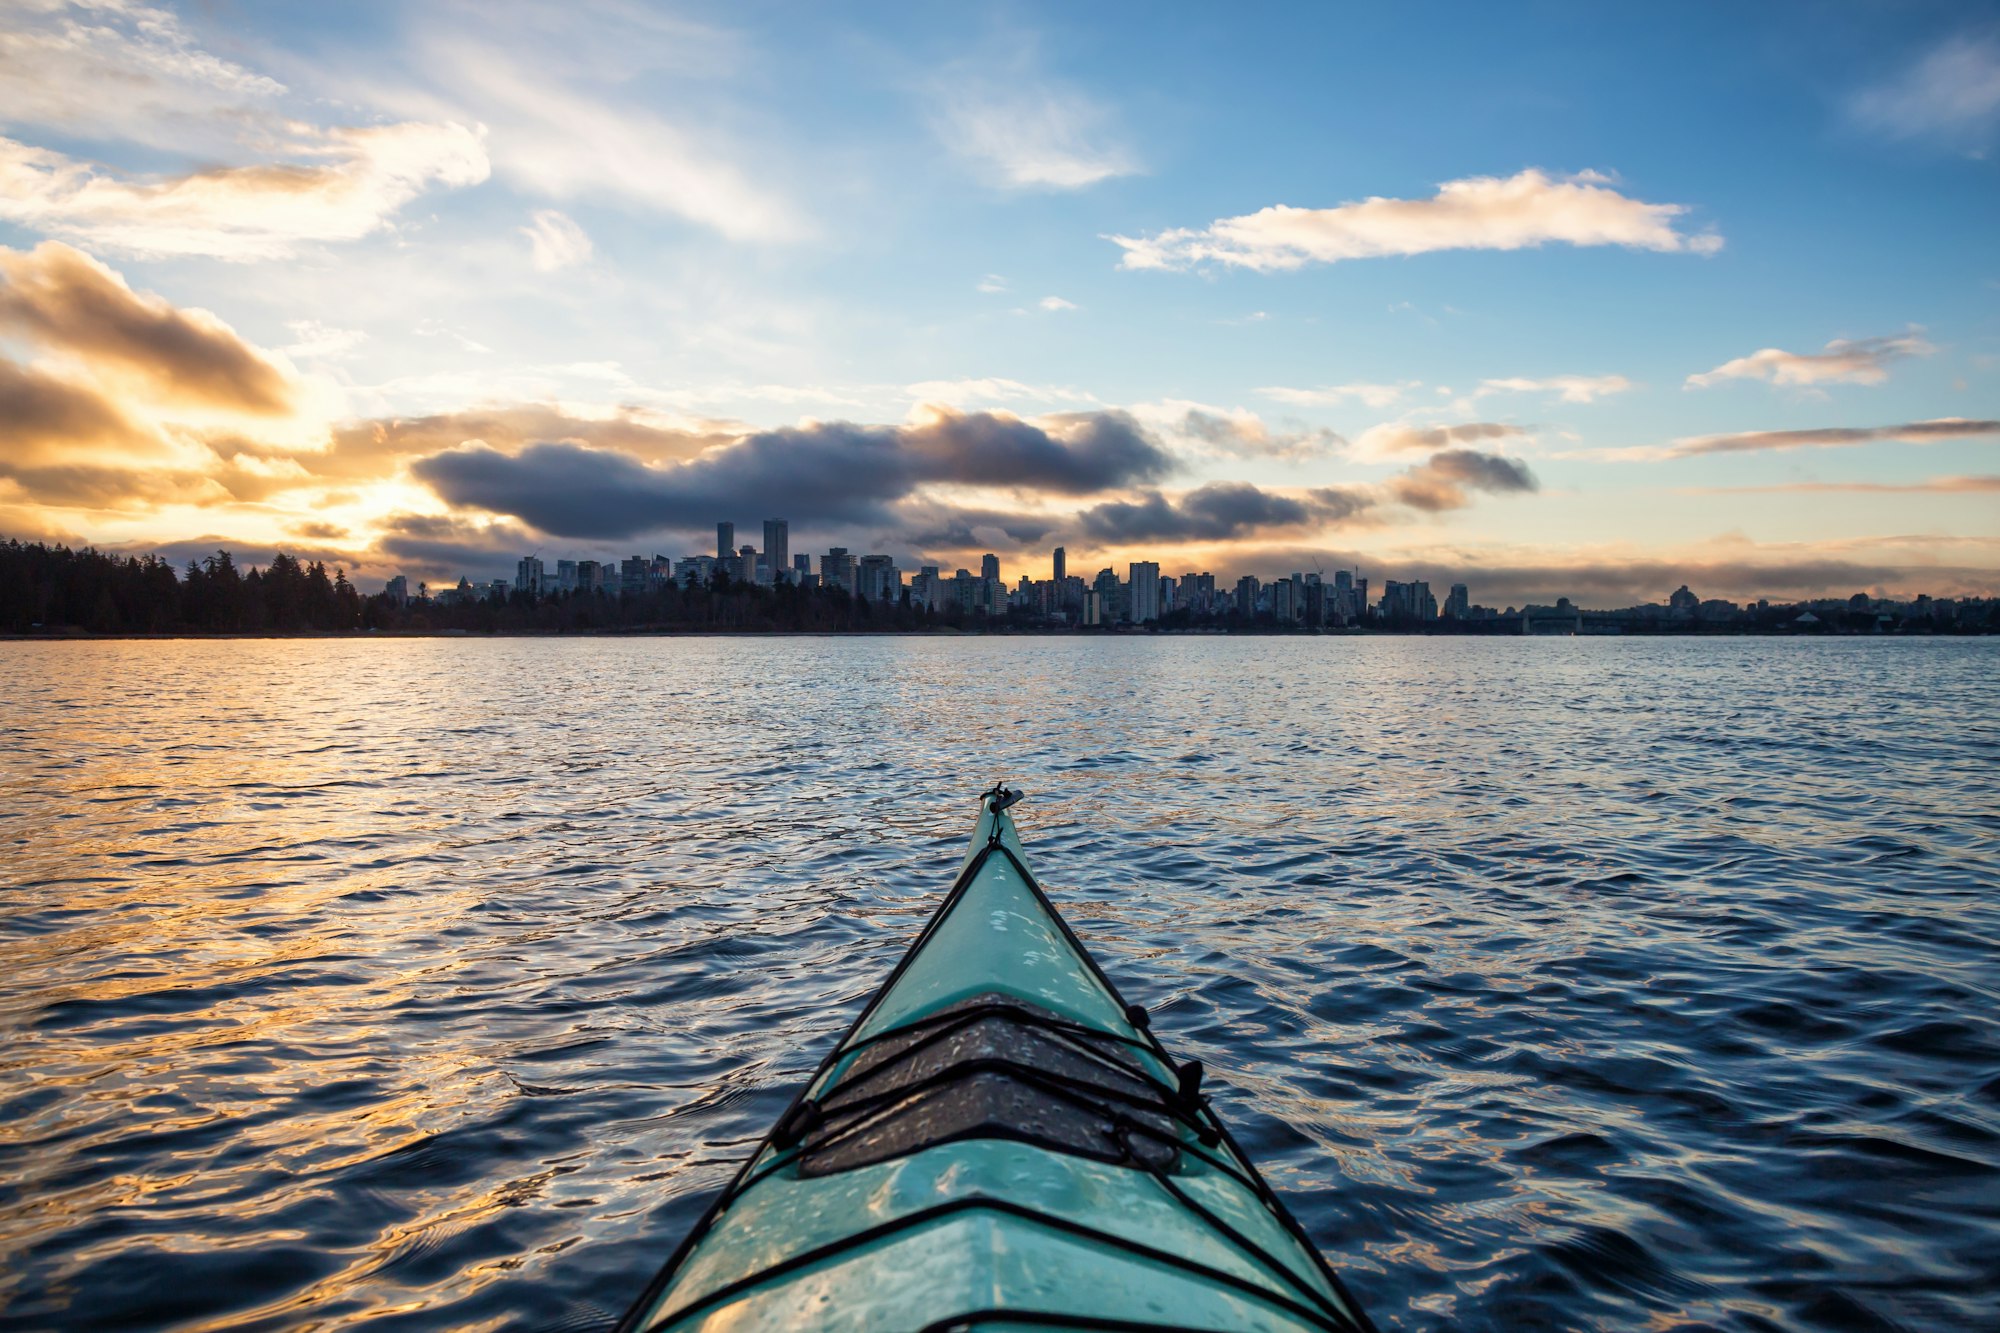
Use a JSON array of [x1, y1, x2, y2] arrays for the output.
[[616, 785, 1377, 1332]]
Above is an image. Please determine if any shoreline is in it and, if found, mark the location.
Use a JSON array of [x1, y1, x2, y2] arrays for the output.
[[5, 626, 1991, 641]]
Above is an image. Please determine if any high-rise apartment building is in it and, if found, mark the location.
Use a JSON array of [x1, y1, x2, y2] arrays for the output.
[[737, 545, 758, 585], [1444, 583, 1470, 619], [1128, 561, 1160, 623], [716, 522, 734, 562], [821, 547, 855, 594], [515, 555, 544, 594], [981, 553, 1000, 583], [763, 520, 789, 584], [1052, 546, 1066, 585]]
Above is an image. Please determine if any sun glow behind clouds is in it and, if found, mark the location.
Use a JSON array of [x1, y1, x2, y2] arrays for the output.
[[0, 2, 1992, 601]]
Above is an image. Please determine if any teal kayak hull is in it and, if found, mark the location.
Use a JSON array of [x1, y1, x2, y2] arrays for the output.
[[617, 788, 1376, 1332]]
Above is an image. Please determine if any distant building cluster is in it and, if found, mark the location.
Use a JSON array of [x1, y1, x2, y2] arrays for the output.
[[379, 519, 1995, 636]]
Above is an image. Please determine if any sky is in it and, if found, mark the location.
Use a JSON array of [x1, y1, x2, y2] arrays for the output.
[[1, 0, 1996, 607]]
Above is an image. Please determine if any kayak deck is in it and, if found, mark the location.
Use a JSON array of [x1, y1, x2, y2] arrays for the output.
[[617, 788, 1376, 1332]]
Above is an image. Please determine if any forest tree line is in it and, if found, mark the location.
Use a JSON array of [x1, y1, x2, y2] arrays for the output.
[[0, 540, 947, 634]]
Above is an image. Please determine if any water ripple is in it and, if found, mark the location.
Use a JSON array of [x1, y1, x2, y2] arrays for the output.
[[1, 636, 1996, 1331]]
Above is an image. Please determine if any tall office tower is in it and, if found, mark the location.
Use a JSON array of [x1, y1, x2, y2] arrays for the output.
[[515, 555, 545, 594], [981, 553, 1000, 583], [763, 519, 789, 584], [793, 554, 810, 578], [717, 522, 734, 562], [1444, 583, 1470, 619], [556, 559, 579, 592], [1052, 546, 1066, 585], [1127, 561, 1161, 623], [1234, 575, 1260, 616]]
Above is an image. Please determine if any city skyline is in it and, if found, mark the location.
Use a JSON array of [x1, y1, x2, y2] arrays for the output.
[[1, 4, 1997, 608]]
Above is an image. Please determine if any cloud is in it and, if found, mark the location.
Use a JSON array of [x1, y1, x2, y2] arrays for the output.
[[0, 241, 294, 412], [0, 122, 491, 260], [1478, 373, 1634, 403], [408, 408, 1174, 539], [1686, 333, 1933, 389], [977, 274, 1009, 293], [1108, 169, 1722, 272], [1353, 420, 1527, 460], [1668, 417, 2000, 458], [1169, 405, 1343, 461], [1389, 449, 1538, 511], [1687, 476, 2000, 495], [313, 404, 736, 478], [1852, 34, 2000, 145], [1259, 382, 1417, 409], [1038, 295, 1078, 312], [933, 82, 1137, 189], [0, 356, 153, 463], [522, 210, 593, 271], [1078, 481, 1372, 543], [903, 378, 1099, 408], [403, 18, 800, 243], [371, 510, 538, 577], [0, 1, 284, 150]]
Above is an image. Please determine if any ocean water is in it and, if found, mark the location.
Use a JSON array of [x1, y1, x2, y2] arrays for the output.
[[1, 636, 1995, 1332]]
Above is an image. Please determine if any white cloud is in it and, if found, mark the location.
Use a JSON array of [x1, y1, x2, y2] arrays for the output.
[[1478, 374, 1635, 403], [282, 320, 369, 360], [0, 1, 284, 149], [1853, 34, 2000, 144], [1259, 382, 1419, 409], [933, 83, 1137, 189], [1038, 295, 1078, 312], [389, 16, 802, 243], [903, 377, 1099, 408], [522, 209, 593, 271], [977, 274, 1009, 293], [1108, 169, 1722, 272], [0, 122, 491, 260], [1687, 333, 1933, 389], [1352, 420, 1531, 462]]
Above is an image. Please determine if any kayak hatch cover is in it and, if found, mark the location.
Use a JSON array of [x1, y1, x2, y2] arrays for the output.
[[614, 784, 1379, 1333]]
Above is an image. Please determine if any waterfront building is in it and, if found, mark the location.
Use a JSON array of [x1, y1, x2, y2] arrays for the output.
[[1444, 583, 1470, 619], [576, 559, 604, 593], [1669, 585, 1700, 615], [621, 556, 648, 598], [717, 522, 735, 562], [822, 547, 855, 594], [911, 566, 943, 611], [858, 554, 900, 603], [1128, 561, 1161, 624], [1083, 590, 1101, 626], [763, 520, 789, 584], [793, 554, 810, 580], [1052, 546, 1066, 586], [385, 574, 409, 606], [514, 555, 544, 595], [556, 559, 578, 592], [1233, 575, 1259, 616], [1270, 577, 1296, 623], [737, 544, 758, 585], [675, 554, 715, 585], [1522, 598, 1582, 635]]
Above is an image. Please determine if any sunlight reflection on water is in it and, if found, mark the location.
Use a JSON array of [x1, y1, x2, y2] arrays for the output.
[[1, 636, 1996, 1331]]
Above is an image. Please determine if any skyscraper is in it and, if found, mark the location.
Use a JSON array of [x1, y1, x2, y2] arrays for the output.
[[763, 519, 789, 584], [1444, 583, 1470, 619], [1052, 546, 1066, 585], [717, 522, 734, 562], [981, 553, 999, 582], [1128, 561, 1160, 623], [515, 555, 544, 594]]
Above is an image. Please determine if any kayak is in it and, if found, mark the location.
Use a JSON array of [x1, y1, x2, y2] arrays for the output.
[[615, 785, 1378, 1332]]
